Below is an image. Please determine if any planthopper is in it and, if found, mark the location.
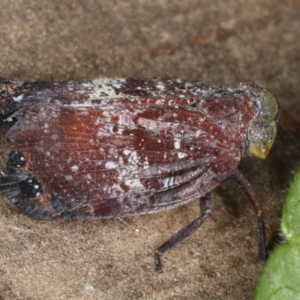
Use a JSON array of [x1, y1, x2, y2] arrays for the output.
[[0, 77, 279, 270]]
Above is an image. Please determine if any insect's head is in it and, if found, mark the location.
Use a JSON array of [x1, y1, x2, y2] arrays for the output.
[[240, 83, 279, 159]]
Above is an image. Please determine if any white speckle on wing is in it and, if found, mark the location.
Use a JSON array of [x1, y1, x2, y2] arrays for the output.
[[65, 175, 73, 181], [178, 152, 187, 159], [156, 82, 166, 91], [195, 130, 202, 137], [117, 115, 135, 128], [174, 139, 181, 149], [13, 94, 24, 102], [118, 156, 124, 166], [125, 179, 144, 188], [123, 149, 131, 156], [128, 151, 139, 165], [71, 165, 79, 172], [105, 161, 118, 169], [143, 157, 149, 169]]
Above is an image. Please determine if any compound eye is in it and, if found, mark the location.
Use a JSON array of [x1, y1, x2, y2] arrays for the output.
[[249, 120, 274, 145]]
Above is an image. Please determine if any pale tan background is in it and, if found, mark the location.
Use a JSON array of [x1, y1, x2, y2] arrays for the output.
[[0, 1, 300, 299]]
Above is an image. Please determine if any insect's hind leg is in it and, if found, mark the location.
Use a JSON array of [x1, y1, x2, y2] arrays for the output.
[[155, 192, 213, 271]]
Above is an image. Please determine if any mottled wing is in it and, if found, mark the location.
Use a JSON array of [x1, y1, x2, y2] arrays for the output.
[[0, 95, 242, 220]]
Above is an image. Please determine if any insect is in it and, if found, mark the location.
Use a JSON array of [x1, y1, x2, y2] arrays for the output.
[[0, 77, 279, 270]]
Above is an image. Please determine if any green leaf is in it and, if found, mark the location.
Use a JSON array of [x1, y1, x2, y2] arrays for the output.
[[254, 168, 300, 300], [281, 170, 300, 238]]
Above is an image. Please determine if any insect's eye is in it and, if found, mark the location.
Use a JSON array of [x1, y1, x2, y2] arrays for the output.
[[247, 119, 277, 159], [249, 120, 274, 144]]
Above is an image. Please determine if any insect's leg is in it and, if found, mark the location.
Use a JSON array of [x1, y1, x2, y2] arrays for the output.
[[231, 169, 266, 262], [154, 192, 213, 271]]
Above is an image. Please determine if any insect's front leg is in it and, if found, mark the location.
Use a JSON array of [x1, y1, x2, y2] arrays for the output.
[[154, 193, 213, 271], [231, 169, 266, 262]]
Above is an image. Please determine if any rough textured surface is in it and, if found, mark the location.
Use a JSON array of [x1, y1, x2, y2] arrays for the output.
[[0, 1, 299, 299]]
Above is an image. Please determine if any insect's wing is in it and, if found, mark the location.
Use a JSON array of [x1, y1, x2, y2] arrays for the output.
[[0, 96, 241, 220]]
